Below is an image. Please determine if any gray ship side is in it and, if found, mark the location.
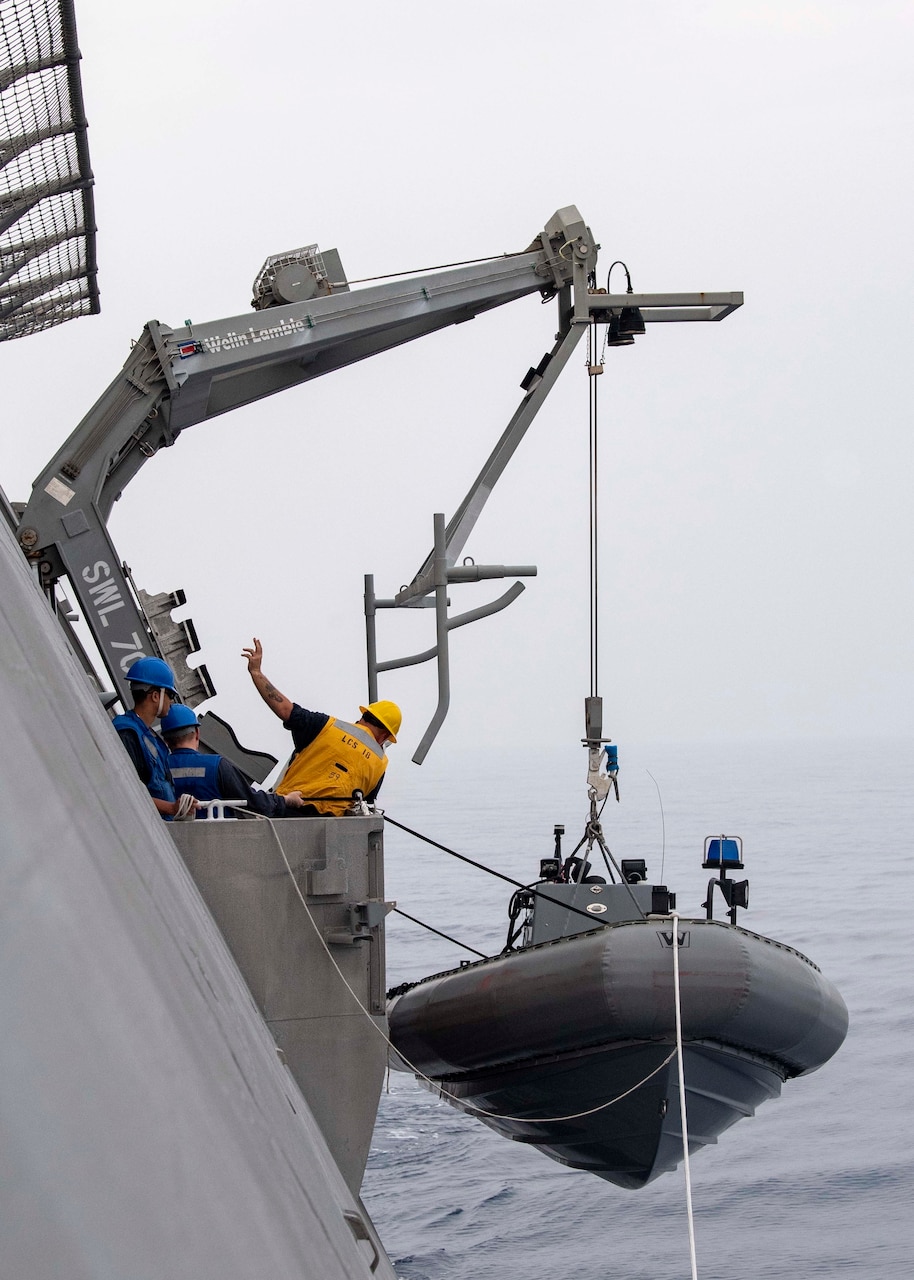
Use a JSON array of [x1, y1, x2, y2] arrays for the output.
[[0, 508, 396, 1278]]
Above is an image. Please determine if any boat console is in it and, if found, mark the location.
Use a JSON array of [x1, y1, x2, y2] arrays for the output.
[[517, 880, 676, 946]]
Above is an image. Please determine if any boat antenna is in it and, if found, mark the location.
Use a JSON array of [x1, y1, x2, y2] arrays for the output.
[[646, 769, 667, 882]]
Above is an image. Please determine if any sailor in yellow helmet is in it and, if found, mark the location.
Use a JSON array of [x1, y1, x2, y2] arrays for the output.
[[242, 638, 401, 816]]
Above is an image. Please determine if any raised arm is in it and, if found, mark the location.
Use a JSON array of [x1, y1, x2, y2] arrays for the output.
[[242, 638, 294, 722]]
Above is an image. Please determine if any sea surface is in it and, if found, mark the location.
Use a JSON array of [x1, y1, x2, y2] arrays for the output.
[[361, 738, 914, 1279]]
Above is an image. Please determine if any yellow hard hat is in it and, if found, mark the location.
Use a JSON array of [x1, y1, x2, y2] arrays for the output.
[[359, 700, 402, 743]]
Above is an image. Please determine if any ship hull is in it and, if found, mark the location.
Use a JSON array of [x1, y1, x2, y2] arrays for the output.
[[388, 917, 848, 1187]]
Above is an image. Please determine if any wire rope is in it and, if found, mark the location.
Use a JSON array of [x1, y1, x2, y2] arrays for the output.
[[588, 320, 600, 698], [338, 250, 565, 287]]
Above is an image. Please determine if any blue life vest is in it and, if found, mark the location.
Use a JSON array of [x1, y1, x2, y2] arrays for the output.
[[168, 747, 231, 818], [113, 710, 176, 811]]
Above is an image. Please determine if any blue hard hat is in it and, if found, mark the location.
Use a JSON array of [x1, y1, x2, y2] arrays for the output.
[[125, 656, 179, 697], [161, 704, 199, 734]]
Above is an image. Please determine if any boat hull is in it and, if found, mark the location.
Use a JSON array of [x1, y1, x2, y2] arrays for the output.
[[388, 917, 847, 1187]]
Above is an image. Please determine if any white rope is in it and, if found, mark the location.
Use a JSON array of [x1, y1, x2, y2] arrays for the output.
[[671, 911, 700, 1279], [265, 821, 677, 1126]]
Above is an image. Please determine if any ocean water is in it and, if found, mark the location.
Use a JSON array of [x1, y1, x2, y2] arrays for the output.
[[361, 738, 914, 1279]]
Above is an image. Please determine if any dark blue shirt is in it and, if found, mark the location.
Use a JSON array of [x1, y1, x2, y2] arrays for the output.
[[283, 704, 330, 751]]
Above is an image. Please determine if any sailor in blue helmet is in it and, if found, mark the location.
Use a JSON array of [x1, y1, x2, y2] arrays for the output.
[[112, 656, 194, 820], [161, 704, 305, 818]]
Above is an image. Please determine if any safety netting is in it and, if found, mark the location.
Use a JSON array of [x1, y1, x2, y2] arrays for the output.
[[0, 0, 98, 341]]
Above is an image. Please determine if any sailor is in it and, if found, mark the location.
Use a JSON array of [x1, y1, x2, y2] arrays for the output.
[[112, 656, 192, 820], [242, 637, 401, 815], [161, 704, 306, 818]]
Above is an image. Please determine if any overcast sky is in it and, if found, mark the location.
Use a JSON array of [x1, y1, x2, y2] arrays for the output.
[[3, 1, 912, 771]]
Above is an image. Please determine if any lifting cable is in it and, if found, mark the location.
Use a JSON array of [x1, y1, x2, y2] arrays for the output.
[[588, 319, 601, 699], [260, 817, 680, 1128]]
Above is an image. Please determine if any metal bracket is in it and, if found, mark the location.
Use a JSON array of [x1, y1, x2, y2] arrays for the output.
[[366, 513, 535, 764], [325, 899, 395, 947]]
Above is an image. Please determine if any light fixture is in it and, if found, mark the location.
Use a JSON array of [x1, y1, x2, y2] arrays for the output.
[[605, 314, 635, 347], [618, 305, 646, 336], [607, 260, 646, 338], [701, 835, 749, 924], [703, 836, 744, 870]]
